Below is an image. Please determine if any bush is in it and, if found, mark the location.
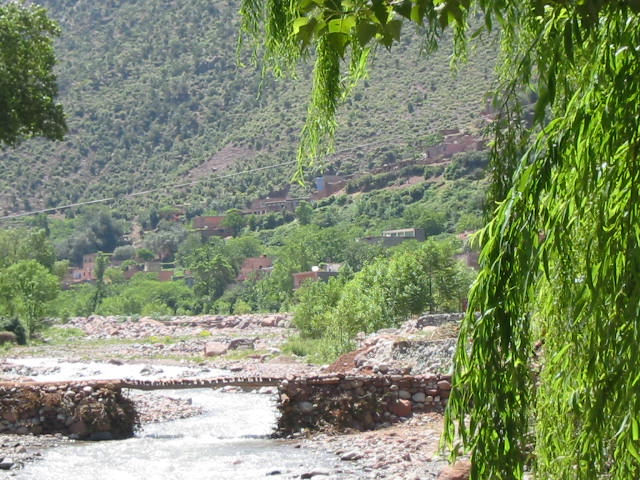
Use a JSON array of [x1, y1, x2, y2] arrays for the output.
[[0, 317, 26, 345], [293, 276, 345, 338], [232, 299, 253, 314], [443, 151, 489, 180]]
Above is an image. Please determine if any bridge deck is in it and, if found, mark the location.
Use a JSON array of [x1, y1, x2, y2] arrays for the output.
[[0, 376, 285, 391]]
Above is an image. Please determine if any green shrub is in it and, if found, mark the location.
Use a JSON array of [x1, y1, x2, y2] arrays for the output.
[[232, 299, 253, 314], [0, 317, 27, 345]]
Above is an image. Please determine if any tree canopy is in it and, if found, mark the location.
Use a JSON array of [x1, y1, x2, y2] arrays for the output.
[[0, 1, 66, 146], [241, 1, 640, 478]]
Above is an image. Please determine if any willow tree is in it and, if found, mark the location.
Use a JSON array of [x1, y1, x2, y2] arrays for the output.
[[240, 1, 640, 478]]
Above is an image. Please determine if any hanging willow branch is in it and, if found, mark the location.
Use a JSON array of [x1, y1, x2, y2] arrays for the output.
[[239, 1, 640, 478]]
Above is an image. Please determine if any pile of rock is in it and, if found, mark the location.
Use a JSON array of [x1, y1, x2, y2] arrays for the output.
[[0, 382, 137, 440], [63, 314, 292, 340], [277, 374, 452, 435], [345, 314, 463, 376], [203, 337, 257, 357]]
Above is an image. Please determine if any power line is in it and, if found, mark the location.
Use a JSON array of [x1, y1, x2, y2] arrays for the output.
[[0, 160, 297, 222], [0, 133, 425, 222]]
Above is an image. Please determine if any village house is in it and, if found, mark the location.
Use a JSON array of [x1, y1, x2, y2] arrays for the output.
[[64, 253, 99, 285], [359, 228, 426, 248], [311, 175, 347, 200], [236, 255, 273, 282], [249, 197, 308, 215], [292, 264, 341, 290], [192, 216, 231, 238]]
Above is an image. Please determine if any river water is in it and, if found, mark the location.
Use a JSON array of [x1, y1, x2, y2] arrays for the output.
[[4, 359, 342, 480]]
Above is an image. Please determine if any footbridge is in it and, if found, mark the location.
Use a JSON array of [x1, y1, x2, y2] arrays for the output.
[[119, 375, 283, 390], [0, 373, 453, 439]]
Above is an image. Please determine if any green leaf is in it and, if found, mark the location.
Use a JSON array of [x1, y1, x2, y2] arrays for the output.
[[371, 0, 389, 25], [410, 0, 428, 25], [392, 0, 412, 20], [563, 20, 574, 64], [356, 21, 379, 46], [628, 438, 640, 463], [384, 19, 403, 42], [325, 31, 349, 57], [294, 18, 317, 48], [328, 16, 356, 34], [292, 16, 310, 34]]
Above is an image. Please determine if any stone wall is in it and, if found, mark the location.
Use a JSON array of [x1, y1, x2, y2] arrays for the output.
[[0, 382, 137, 440], [277, 374, 451, 435]]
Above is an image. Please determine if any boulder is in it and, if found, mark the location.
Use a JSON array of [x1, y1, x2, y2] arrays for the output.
[[0, 331, 17, 345], [412, 392, 426, 403], [260, 316, 278, 327], [204, 342, 229, 357], [228, 338, 255, 350], [398, 389, 411, 400], [388, 399, 412, 417], [68, 419, 89, 438], [437, 460, 471, 480], [437, 379, 452, 391], [297, 401, 314, 414]]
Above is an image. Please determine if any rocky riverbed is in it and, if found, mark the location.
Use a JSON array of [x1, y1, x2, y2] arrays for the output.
[[0, 313, 465, 479]]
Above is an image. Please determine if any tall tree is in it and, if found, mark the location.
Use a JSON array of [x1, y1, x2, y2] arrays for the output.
[[185, 243, 236, 310], [90, 252, 108, 313], [0, 259, 59, 337], [0, 2, 66, 145], [240, 1, 640, 478]]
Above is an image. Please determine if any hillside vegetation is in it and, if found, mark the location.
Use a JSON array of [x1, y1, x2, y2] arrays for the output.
[[0, 1, 495, 362], [0, 0, 496, 217]]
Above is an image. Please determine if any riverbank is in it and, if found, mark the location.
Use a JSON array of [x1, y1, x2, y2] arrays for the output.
[[0, 313, 462, 478], [0, 392, 204, 471]]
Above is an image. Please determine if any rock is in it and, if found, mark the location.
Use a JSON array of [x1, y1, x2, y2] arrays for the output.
[[260, 316, 278, 327], [204, 342, 229, 357], [412, 392, 426, 403], [300, 468, 330, 478], [0, 331, 17, 345], [228, 338, 256, 350], [2, 411, 17, 423], [89, 431, 113, 441], [0, 458, 14, 470], [388, 399, 412, 417], [340, 451, 363, 461], [298, 401, 314, 414], [398, 390, 411, 400], [437, 380, 452, 391], [266, 470, 282, 475], [68, 419, 89, 438], [14, 445, 26, 453], [437, 461, 471, 480]]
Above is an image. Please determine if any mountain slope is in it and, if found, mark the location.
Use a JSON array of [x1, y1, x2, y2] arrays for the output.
[[0, 0, 496, 217]]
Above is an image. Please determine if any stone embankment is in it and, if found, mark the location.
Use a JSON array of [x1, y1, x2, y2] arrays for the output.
[[0, 382, 136, 441], [278, 374, 452, 435]]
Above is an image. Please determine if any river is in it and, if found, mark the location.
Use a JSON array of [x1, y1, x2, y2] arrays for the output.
[[3, 359, 344, 480]]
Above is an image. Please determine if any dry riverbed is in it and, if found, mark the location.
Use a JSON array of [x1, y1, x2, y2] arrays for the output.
[[0, 313, 463, 479]]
